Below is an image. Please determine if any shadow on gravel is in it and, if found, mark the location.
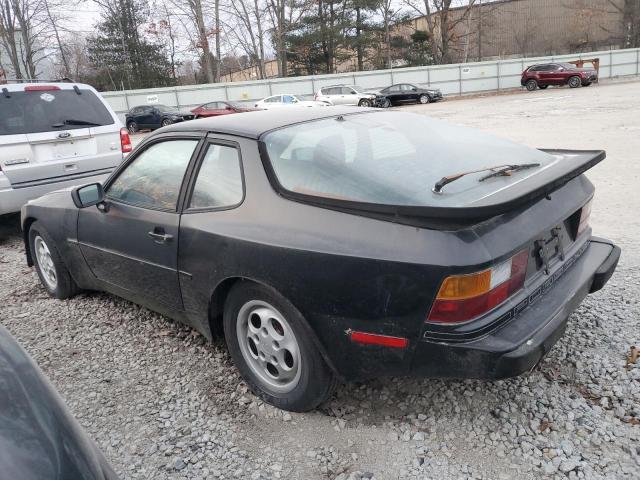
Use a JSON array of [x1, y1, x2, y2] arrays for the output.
[[0, 214, 21, 245]]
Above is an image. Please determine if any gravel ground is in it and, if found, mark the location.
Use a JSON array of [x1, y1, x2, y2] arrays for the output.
[[1, 80, 639, 480]]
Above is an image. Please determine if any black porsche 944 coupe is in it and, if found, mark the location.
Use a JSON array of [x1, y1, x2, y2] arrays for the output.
[[21, 107, 620, 412]]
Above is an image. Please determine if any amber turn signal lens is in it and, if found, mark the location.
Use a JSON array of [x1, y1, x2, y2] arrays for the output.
[[436, 270, 491, 300]]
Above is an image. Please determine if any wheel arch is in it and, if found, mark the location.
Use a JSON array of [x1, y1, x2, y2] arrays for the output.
[[207, 276, 342, 378]]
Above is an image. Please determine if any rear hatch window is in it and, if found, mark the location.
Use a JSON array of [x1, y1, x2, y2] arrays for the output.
[[261, 111, 603, 220], [0, 89, 114, 135]]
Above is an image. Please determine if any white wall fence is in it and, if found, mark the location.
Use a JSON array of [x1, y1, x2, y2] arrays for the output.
[[103, 48, 640, 122]]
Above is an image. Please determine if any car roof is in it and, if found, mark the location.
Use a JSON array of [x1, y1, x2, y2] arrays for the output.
[[1, 82, 95, 92], [162, 106, 377, 139]]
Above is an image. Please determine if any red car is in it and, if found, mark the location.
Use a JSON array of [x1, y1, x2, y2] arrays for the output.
[[521, 63, 598, 91], [191, 101, 257, 118]]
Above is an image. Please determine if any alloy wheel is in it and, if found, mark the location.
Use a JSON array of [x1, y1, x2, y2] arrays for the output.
[[127, 122, 138, 134], [359, 99, 371, 107], [419, 94, 430, 104], [34, 236, 57, 290], [236, 300, 302, 393], [526, 80, 537, 91], [569, 76, 581, 88]]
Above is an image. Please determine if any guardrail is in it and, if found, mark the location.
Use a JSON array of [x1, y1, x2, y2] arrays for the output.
[[101, 47, 640, 122]]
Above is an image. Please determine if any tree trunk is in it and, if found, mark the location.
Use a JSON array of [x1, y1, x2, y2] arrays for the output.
[[254, 0, 266, 78], [193, 0, 214, 83], [355, 6, 363, 71], [214, 0, 220, 82]]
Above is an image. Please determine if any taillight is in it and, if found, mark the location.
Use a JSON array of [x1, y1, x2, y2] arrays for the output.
[[24, 85, 60, 92], [427, 249, 529, 324], [577, 198, 592, 236], [120, 127, 132, 153]]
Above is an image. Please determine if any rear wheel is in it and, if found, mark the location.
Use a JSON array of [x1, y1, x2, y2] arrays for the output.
[[525, 79, 538, 91], [358, 98, 372, 107], [568, 76, 581, 88], [538, 85, 548, 89], [223, 282, 337, 412], [418, 94, 431, 104], [29, 222, 78, 300], [127, 121, 138, 134]]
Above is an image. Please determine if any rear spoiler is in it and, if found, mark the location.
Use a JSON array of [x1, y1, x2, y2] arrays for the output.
[[265, 148, 605, 228]]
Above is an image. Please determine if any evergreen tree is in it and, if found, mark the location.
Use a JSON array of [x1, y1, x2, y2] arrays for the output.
[[87, 0, 174, 90]]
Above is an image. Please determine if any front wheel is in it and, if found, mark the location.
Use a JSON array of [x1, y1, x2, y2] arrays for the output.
[[568, 76, 581, 88], [223, 282, 337, 412], [358, 98, 372, 107], [161, 118, 172, 127], [525, 79, 538, 91], [380, 98, 391, 108], [29, 222, 78, 299], [418, 94, 431, 104], [127, 121, 138, 134]]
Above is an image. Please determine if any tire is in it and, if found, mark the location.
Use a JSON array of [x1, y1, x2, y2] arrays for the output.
[[223, 282, 337, 412], [525, 79, 538, 91], [29, 222, 78, 300], [538, 85, 548, 89], [418, 94, 431, 104], [161, 118, 172, 127], [127, 121, 138, 134], [568, 76, 581, 88], [380, 98, 391, 108], [358, 98, 372, 107]]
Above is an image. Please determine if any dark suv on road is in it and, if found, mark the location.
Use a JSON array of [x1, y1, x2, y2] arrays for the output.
[[521, 63, 598, 91]]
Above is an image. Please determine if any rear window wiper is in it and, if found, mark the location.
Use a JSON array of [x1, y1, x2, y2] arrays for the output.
[[52, 119, 102, 128], [433, 163, 541, 193]]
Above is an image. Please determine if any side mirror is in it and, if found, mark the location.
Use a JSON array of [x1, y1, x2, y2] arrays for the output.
[[71, 183, 104, 209], [412, 87, 417, 91]]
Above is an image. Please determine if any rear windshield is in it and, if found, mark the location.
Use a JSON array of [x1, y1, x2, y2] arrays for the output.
[[262, 111, 554, 208], [0, 89, 114, 135]]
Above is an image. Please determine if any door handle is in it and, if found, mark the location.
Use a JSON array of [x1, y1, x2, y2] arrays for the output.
[[148, 230, 173, 243]]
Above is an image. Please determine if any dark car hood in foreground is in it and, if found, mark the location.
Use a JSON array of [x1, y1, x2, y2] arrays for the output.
[[0, 324, 119, 480]]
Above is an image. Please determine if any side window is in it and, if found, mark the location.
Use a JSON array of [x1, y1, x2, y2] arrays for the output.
[[341, 87, 354, 95], [107, 139, 198, 210], [265, 96, 280, 103], [283, 95, 295, 103], [189, 144, 243, 209]]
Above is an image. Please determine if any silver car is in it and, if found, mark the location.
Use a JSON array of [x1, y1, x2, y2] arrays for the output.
[[314, 85, 376, 107], [0, 82, 129, 215]]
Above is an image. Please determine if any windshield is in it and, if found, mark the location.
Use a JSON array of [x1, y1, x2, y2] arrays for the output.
[[0, 89, 114, 135], [262, 112, 555, 208]]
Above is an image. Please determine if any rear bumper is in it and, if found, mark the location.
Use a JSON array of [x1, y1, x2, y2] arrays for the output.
[[410, 237, 620, 379], [0, 170, 112, 215]]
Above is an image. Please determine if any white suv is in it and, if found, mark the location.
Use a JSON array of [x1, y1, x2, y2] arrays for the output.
[[314, 85, 376, 107], [0, 82, 130, 215]]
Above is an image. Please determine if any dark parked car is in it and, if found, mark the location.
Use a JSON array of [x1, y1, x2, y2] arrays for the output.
[[521, 63, 598, 91], [125, 104, 194, 133], [21, 107, 619, 412], [0, 324, 119, 479], [191, 101, 258, 118], [374, 83, 442, 107]]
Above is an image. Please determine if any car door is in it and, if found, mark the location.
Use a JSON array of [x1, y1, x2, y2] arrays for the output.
[[536, 65, 554, 85], [340, 87, 360, 105], [77, 135, 202, 311], [137, 107, 154, 128], [387, 85, 402, 104]]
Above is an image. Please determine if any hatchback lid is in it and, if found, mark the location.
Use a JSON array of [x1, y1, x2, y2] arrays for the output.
[[260, 111, 604, 222], [0, 85, 122, 184]]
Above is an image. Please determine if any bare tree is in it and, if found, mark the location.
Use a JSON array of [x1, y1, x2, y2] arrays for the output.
[[222, 0, 267, 79], [405, 0, 477, 64]]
